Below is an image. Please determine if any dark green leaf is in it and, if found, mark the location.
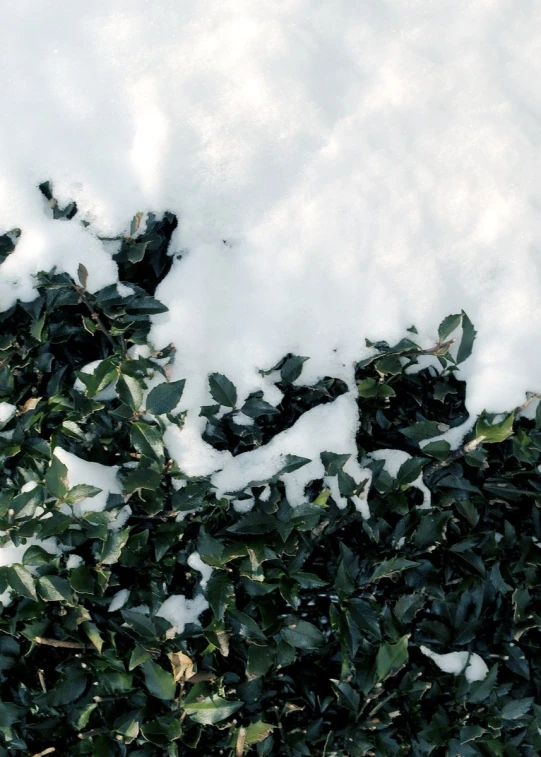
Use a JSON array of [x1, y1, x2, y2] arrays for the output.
[[141, 660, 176, 700], [280, 356, 309, 383], [281, 620, 325, 649], [146, 379, 186, 415], [208, 373, 237, 407]]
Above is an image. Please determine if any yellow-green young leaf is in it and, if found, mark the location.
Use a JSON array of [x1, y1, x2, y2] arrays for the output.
[[74, 702, 98, 731], [7, 565, 37, 600], [357, 378, 378, 398], [38, 575, 73, 602], [129, 645, 152, 670], [64, 484, 102, 506], [475, 412, 515, 444], [81, 622, 104, 653], [244, 720, 275, 744], [314, 487, 331, 506], [376, 635, 409, 680], [184, 694, 243, 725], [141, 660, 176, 700]]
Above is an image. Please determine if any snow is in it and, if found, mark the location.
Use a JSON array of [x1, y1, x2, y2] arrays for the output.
[[1, 3, 541, 502], [187, 551, 213, 589], [53, 446, 129, 529], [232, 497, 255, 514], [0, 403, 16, 427], [0, 536, 58, 568], [66, 553, 84, 570], [108, 588, 130, 612], [156, 594, 209, 634], [73, 360, 117, 401], [211, 394, 370, 510], [420, 646, 489, 683], [368, 449, 431, 509], [0, 535, 58, 606]]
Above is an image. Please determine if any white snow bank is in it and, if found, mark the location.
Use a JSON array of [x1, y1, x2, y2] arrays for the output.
[[156, 594, 209, 634], [420, 646, 489, 683], [2, 2, 541, 491]]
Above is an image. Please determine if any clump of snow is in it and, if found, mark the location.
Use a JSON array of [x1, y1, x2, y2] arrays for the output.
[[368, 449, 431, 509], [53, 447, 123, 524], [211, 394, 370, 511], [156, 594, 209, 634], [259, 485, 271, 502], [419, 416, 476, 453], [187, 551, 213, 589], [66, 553, 84, 570], [0, 402, 16, 427], [21, 480, 38, 493], [233, 413, 255, 427], [0, 536, 58, 568], [0, 535, 58, 606], [73, 360, 117, 401], [108, 588, 130, 612], [116, 282, 135, 297], [420, 646, 488, 683], [232, 497, 255, 514]]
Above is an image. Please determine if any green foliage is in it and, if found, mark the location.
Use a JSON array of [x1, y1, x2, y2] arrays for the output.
[[0, 244, 540, 756]]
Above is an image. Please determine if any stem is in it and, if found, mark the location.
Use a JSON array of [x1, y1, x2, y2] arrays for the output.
[[424, 392, 540, 478], [34, 637, 86, 649], [322, 730, 333, 757], [31, 749, 56, 757], [78, 728, 108, 740], [75, 286, 117, 348]]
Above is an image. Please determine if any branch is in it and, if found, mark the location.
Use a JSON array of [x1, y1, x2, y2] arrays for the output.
[[75, 285, 117, 348], [34, 637, 86, 649]]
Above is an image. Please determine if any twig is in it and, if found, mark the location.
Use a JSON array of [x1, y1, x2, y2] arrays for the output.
[[78, 728, 108, 740], [517, 392, 540, 413], [75, 286, 116, 348], [38, 669, 47, 692], [322, 730, 333, 757], [235, 726, 246, 757], [34, 637, 86, 649], [31, 748, 55, 757]]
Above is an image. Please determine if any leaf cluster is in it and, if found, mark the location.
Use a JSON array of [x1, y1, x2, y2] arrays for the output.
[[0, 241, 540, 756]]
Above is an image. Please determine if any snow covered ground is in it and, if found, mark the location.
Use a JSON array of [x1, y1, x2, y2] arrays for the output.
[[1, 1, 541, 485]]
